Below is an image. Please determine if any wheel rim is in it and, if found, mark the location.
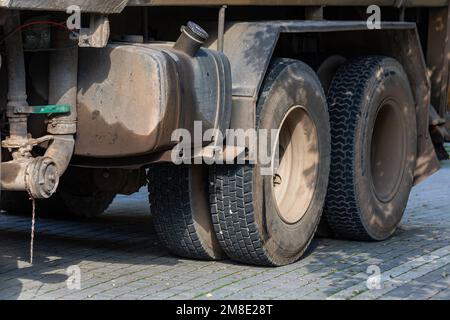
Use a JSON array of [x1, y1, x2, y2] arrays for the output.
[[370, 99, 406, 203], [272, 106, 319, 224]]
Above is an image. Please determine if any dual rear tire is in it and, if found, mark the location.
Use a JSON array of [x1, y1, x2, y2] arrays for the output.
[[209, 59, 331, 266], [150, 59, 331, 266], [323, 56, 417, 241], [148, 164, 224, 260], [150, 56, 417, 266]]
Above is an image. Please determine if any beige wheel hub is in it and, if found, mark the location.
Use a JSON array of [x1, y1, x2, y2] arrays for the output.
[[370, 100, 405, 203], [272, 106, 320, 224]]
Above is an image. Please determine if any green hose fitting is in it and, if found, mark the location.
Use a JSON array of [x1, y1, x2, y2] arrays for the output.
[[14, 104, 71, 115]]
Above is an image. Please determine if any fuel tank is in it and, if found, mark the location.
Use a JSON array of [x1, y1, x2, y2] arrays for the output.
[[75, 42, 231, 158]]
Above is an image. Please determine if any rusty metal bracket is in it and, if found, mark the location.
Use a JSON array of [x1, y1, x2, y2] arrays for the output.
[[305, 6, 324, 20], [218, 5, 227, 52], [78, 14, 110, 48], [394, 0, 408, 8], [395, 0, 408, 20], [2, 135, 54, 150]]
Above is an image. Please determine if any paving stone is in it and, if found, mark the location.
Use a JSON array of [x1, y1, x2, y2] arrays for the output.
[[1, 161, 449, 300]]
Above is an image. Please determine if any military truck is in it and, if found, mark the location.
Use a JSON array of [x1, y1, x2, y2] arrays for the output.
[[0, 1, 449, 266]]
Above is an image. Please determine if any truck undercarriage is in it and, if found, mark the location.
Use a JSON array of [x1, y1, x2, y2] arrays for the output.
[[0, 1, 449, 266]]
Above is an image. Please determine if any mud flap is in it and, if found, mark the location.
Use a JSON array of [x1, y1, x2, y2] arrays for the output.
[[414, 134, 441, 186]]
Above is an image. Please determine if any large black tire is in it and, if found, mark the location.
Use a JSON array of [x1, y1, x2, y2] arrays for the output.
[[0, 168, 116, 219], [1, 191, 31, 215], [0, 190, 115, 219], [40, 190, 115, 219], [324, 56, 417, 241], [209, 59, 331, 266], [148, 164, 225, 261], [42, 166, 116, 218]]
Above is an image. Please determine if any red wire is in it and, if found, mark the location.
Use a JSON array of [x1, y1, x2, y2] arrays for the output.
[[15, 20, 71, 33], [0, 20, 76, 45]]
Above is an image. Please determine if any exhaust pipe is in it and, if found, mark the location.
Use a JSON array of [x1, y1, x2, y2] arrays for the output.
[[0, 12, 77, 199]]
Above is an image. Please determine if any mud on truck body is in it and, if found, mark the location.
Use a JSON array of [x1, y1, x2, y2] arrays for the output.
[[0, 0, 449, 266]]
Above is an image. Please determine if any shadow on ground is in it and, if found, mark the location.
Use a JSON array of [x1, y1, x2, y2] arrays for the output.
[[0, 162, 449, 300]]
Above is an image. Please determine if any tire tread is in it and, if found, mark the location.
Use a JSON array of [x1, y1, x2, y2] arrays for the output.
[[325, 56, 386, 240], [149, 164, 219, 260]]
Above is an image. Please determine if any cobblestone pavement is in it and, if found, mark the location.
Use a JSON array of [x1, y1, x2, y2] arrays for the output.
[[1, 162, 449, 300]]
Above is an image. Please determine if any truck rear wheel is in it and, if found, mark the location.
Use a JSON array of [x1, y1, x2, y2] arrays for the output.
[[209, 59, 331, 266], [0, 190, 115, 219], [0, 168, 116, 219], [148, 164, 225, 261], [40, 190, 116, 219], [324, 56, 417, 241], [1, 191, 31, 215]]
